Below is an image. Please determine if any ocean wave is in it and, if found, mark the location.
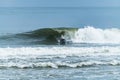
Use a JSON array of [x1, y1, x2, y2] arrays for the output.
[[0, 27, 77, 45], [0, 60, 120, 69], [72, 26, 120, 43], [0, 46, 119, 69], [1, 26, 120, 45]]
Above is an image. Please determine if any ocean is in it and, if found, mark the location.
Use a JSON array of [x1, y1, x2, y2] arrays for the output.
[[0, 7, 120, 80], [0, 7, 120, 32]]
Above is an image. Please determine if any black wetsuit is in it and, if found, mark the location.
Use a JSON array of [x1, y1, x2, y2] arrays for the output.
[[60, 38, 66, 45]]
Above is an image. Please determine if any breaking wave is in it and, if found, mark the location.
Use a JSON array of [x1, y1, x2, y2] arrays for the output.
[[0, 26, 120, 45], [1, 60, 120, 69], [0, 46, 119, 69], [0, 27, 77, 45], [72, 27, 120, 43]]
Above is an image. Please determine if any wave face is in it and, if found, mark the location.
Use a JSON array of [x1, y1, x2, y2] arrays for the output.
[[0, 28, 77, 45], [0, 26, 120, 45]]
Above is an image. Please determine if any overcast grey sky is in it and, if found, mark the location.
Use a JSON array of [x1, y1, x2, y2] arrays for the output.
[[0, 0, 120, 7]]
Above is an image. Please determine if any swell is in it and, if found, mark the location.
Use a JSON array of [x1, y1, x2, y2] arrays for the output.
[[1, 26, 120, 45], [15, 27, 78, 45], [0, 28, 77, 45]]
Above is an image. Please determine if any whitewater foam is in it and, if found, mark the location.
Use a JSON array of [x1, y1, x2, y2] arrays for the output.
[[0, 60, 120, 69], [0, 26, 120, 69], [0, 46, 119, 69], [0, 46, 120, 57], [71, 27, 120, 43], [1, 27, 120, 45]]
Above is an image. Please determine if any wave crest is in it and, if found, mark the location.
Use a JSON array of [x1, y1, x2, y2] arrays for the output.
[[1, 60, 120, 69], [1, 26, 120, 45], [72, 26, 120, 43]]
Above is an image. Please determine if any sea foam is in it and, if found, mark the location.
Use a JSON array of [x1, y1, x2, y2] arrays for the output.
[[0, 46, 119, 69], [71, 26, 120, 43], [0, 46, 120, 57]]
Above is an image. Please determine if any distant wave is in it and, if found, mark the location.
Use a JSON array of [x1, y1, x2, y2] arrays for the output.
[[0, 26, 120, 45]]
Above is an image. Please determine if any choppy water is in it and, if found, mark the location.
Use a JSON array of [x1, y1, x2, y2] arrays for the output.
[[1, 45, 120, 80], [0, 27, 120, 80]]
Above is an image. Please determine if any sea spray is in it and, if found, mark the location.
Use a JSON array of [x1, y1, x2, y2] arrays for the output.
[[72, 26, 120, 43]]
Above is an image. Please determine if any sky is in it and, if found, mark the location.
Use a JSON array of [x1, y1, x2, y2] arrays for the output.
[[0, 0, 120, 7], [0, 0, 120, 33]]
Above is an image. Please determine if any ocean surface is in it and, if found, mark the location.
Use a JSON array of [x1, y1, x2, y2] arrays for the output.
[[0, 27, 120, 80], [0, 7, 120, 80], [0, 7, 120, 32]]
